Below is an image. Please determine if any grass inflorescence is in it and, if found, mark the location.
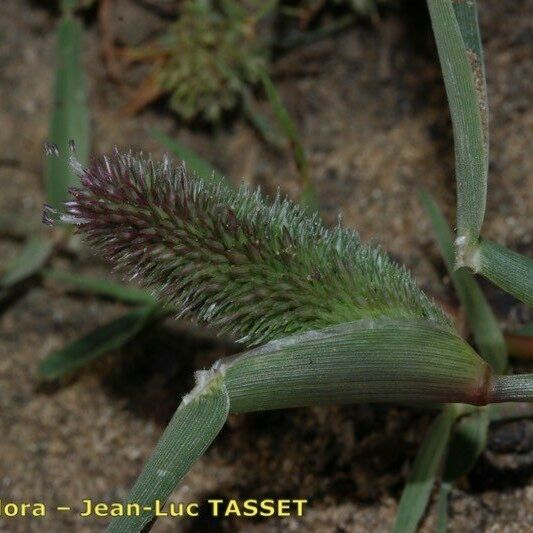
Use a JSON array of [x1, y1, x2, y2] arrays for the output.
[[44, 150, 451, 346]]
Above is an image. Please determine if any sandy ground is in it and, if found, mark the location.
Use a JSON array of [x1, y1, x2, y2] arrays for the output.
[[0, 0, 532, 531]]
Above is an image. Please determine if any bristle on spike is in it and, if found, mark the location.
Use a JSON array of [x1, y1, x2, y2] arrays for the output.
[[43, 141, 60, 158], [42, 204, 59, 226]]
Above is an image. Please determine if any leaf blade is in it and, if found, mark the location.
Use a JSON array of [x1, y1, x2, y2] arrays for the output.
[[38, 304, 161, 380], [106, 377, 229, 532], [41, 268, 156, 305], [45, 10, 90, 208], [0, 237, 54, 288], [427, 0, 487, 251], [258, 68, 319, 211], [477, 238, 533, 307], [149, 128, 224, 183], [443, 408, 488, 482], [392, 409, 455, 533], [436, 481, 452, 533]]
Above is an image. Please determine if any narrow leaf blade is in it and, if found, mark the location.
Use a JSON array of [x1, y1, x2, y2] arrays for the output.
[[242, 89, 284, 149], [392, 410, 455, 533], [45, 12, 90, 207], [436, 481, 452, 533], [452, 0, 486, 79], [39, 305, 160, 380], [443, 408, 488, 482], [452, 0, 487, 138], [258, 69, 318, 211], [149, 128, 224, 183], [427, 0, 487, 250], [0, 237, 54, 288], [106, 378, 229, 532], [41, 268, 156, 305]]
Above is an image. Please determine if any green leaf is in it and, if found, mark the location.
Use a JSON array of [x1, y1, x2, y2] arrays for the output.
[[107, 376, 229, 532], [436, 481, 452, 533], [392, 409, 456, 533], [251, 0, 278, 22], [41, 268, 156, 305], [452, 0, 486, 77], [242, 89, 284, 149], [276, 14, 354, 52], [420, 191, 507, 373], [0, 214, 38, 239], [61, 0, 78, 14], [149, 128, 224, 183], [427, 0, 487, 253], [258, 69, 319, 212], [45, 10, 90, 208], [451, 0, 488, 170], [476, 238, 533, 307], [443, 408, 488, 482], [38, 304, 161, 380], [0, 237, 54, 288]]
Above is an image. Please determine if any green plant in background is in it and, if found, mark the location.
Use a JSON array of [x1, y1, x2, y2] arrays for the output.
[[156, 0, 270, 123], [126, 0, 395, 124], [286, 0, 392, 19], [0, 0, 89, 299], [45, 0, 90, 208], [258, 68, 319, 210], [332, 0, 391, 16], [346, 0, 387, 13], [0, 0, 171, 376]]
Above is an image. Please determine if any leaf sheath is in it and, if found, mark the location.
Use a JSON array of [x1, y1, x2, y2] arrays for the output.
[[224, 319, 491, 411]]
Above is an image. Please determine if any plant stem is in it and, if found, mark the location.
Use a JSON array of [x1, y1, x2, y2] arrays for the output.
[[490, 374, 533, 403]]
